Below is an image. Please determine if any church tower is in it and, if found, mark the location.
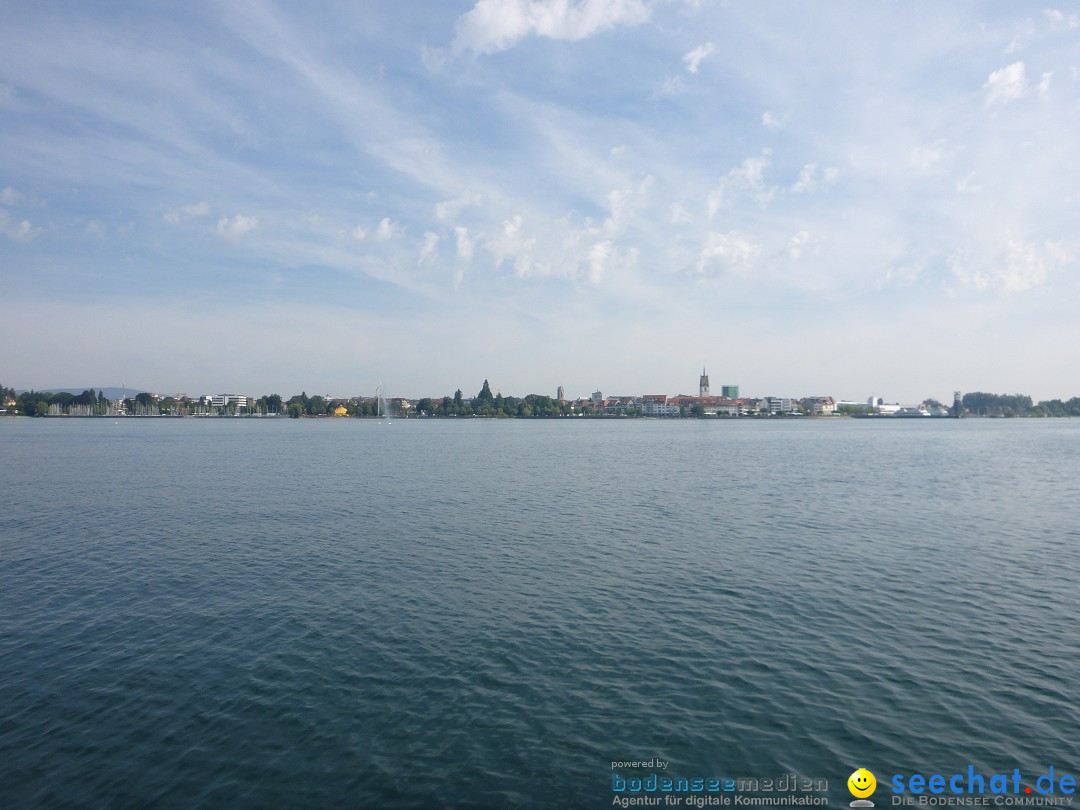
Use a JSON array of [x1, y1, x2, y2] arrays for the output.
[[699, 367, 710, 398]]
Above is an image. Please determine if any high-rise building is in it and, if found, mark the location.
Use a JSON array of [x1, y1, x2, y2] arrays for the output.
[[557, 385, 565, 402], [721, 384, 739, 399], [699, 367, 710, 397]]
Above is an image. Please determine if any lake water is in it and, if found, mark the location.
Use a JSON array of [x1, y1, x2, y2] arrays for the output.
[[2, 417, 1079, 808]]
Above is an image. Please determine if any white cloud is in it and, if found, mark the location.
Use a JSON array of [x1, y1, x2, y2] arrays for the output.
[[653, 74, 684, 97], [435, 190, 482, 221], [707, 150, 774, 218], [418, 231, 439, 265], [683, 42, 715, 74], [0, 210, 39, 241], [216, 214, 259, 238], [164, 201, 210, 224], [353, 217, 404, 242], [908, 140, 952, 171], [487, 214, 537, 272], [955, 173, 981, 194], [1038, 71, 1052, 96], [694, 231, 758, 276], [420, 44, 448, 73], [761, 109, 793, 130], [593, 176, 651, 237], [0, 186, 45, 208], [789, 230, 810, 260], [881, 262, 923, 288], [375, 217, 403, 241], [455, 226, 475, 262], [983, 62, 1027, 105], [1044, 9, 1079, 31], [84, 220, 106, 240], [1, 186, 25, 206], [998, 239, 1063, 293], [587, 240, 613, 283], [454, 0, 650, 54], [669, 203, 692, 224], [790, 163, 838, 193], [610, 144, 627, 158], [950, 238, 1068, 294]]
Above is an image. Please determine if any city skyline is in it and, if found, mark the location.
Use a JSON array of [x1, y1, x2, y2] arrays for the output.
[[2, 2, 1078, 401]]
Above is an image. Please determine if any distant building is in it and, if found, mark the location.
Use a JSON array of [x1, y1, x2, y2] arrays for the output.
[[332, 405, 348, 417], [721, 384, 739, 399], [802, 396, 836, 416], [642, 394, 679, 416], [699, 367, 710, 397], [603, 396, 639, 415], [763, 396, 795, 414], [591, 390, 603, 402], [202, 394, 249, 410], [557, 385, 565, 402]]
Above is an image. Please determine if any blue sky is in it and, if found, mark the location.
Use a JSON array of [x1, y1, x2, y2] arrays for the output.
[[2, 1, 1078, 401]]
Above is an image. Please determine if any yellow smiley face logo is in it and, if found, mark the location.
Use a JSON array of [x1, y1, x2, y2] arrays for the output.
[[848, 769, 877, 798]]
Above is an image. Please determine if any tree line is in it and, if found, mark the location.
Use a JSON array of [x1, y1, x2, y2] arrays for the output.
[[7, 384, 1080, 418], [962, 392, 1080, 417], [412, 380, 575, 418], [2, 387, 112, 417]]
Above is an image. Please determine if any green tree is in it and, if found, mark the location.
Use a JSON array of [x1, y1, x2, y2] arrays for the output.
[[476, 379, 494, 404], [288, 402, 304, 418], [134, 392, 157, 415], [962, 392, 1033, 416]]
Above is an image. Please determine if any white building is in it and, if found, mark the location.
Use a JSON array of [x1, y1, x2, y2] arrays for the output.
[[202, 394, 250, 410]]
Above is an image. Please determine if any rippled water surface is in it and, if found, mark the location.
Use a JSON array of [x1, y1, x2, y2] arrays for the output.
[[2, 417, 1079, 808]]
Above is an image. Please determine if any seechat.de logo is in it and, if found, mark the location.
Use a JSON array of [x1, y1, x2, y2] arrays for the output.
[[849, 768, 878, 807]]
